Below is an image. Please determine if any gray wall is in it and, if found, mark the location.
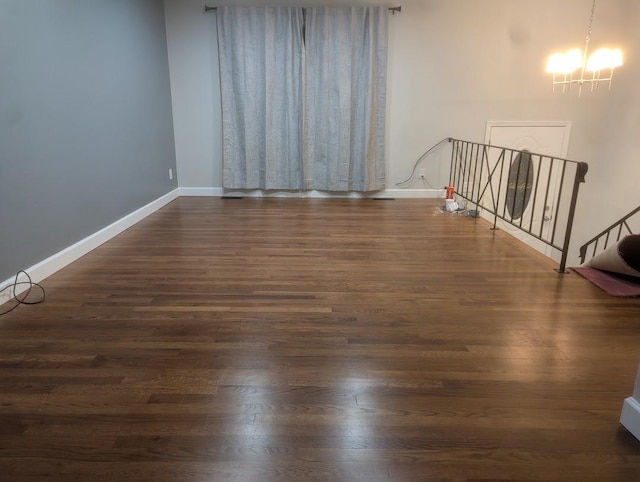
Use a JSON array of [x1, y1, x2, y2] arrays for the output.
[[0, 0, 177, 281], [164, 0, 222, 189]]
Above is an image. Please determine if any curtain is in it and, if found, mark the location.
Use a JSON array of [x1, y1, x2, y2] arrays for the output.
[[216, 7, 304, 189], [303, 7, 388, 192], [216, 6, 388, 192]]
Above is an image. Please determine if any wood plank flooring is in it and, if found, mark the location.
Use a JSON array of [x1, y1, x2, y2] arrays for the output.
[[2, 197, 640, 481]]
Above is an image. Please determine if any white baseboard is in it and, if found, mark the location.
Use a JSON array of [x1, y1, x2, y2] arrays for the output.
[[621, 396, 640, 440], [177, 187, 445, 199], [0, 186, 443, 306], [0, 189, 180, 301], [0, 285, 12, 305], [178, 187, 224, 197], [302, 189, 445, 199], [382, 189, 445, 199]]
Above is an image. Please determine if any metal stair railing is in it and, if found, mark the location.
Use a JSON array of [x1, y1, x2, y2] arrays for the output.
[[579, 205, 640, 264], [396, 137, 588, 273], [448, 138, 589, 273]]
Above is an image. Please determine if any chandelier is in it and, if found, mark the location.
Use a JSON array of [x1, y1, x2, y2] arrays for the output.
[[546, 0, 623, 95]]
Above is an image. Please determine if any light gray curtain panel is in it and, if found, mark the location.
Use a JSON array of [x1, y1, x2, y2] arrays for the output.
[[217, 7, 304, 190], [303, 6, 388, 192], [216, 6, 388, 192]]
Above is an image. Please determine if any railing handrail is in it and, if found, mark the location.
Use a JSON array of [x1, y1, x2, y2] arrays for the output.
[[395, 137, 589, 273], [448, 138, 585, 166], [579, 205, 640, 263]]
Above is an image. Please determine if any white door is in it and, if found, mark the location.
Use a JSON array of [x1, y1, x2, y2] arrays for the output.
[[482, 121, 571, 259]]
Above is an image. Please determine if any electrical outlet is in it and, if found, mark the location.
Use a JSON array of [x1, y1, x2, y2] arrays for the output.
[[169, 168, 173, 181], [418, 168, 426, 178]]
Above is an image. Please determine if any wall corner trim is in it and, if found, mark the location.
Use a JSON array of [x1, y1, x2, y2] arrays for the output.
[[0, 189, 180, 299]]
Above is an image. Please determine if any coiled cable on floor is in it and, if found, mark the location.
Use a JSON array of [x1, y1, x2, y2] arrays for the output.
[[0, 270, 46, 316]]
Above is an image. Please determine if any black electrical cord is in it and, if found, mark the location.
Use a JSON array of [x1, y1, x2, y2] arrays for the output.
[[396, 137, 452, 187], [0, 270, 46, 316]]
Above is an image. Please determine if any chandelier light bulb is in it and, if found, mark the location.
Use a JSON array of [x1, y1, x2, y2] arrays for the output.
[[545, 0, 624, 94], [546, 49, 583, 74], [586, 48, 623, 72]]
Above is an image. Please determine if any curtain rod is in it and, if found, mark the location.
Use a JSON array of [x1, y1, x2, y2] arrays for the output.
[[204, 5, 402, 14]]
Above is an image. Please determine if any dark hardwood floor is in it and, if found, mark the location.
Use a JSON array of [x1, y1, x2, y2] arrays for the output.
[[2, 197, 640, 481]]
